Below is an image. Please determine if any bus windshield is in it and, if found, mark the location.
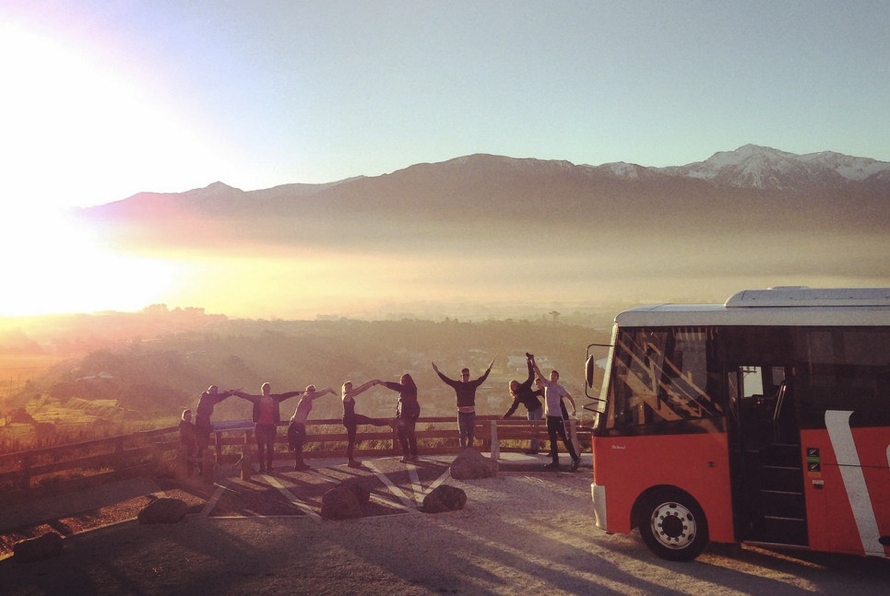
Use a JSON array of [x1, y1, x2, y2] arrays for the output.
[[600, 326, 724, 434]]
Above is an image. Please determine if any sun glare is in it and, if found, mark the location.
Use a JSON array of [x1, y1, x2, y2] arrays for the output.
[[0, 213, 182, 317], [0, 21, 231, 317], [0, 21, 236, 211]]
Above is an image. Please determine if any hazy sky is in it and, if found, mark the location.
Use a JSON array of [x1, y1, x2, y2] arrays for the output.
[[2, 1, 889, 318], [2, 0, 888, 211]]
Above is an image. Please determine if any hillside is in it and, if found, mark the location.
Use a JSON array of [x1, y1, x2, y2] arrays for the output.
[[1, 312, 611, 451]]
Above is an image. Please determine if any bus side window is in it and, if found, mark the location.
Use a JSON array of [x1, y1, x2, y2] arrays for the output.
[[740, 366, 765, 404]]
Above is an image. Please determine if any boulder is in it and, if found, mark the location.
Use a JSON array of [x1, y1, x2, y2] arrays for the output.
[[137, 497, 189, 524], [321, 485, 363, 520], [421, 484, 467, 513], [13, 532, 63, 563], [341, 478, 371, 504], [449, 448, 498, 480]]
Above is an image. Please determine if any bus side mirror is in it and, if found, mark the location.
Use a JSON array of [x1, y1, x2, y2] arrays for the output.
[[586, 356, 595, 388]]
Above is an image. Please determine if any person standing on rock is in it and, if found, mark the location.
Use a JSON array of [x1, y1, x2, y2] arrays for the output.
[[287, 384, 336, 471], [341, 380, 392, 468], [503, 353, 545, 454], [234, 382, 307, 473], [532, 356, 581, 471], [194, 385, 237, 472], [432, 358, 494, 449], [375, 373, 421, 463]]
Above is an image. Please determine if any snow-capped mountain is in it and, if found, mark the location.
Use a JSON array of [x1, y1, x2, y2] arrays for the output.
[[79, 144, 890, 239], [659, 144, 890, 190]]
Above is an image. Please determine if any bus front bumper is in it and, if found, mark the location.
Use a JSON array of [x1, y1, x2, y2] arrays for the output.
[[591, 482, 607, 530]]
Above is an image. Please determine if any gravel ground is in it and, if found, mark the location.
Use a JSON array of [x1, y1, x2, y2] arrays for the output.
[[2, 460, 889, 595]]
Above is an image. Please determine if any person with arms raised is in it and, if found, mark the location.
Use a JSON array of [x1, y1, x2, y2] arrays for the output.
[[432, 358, 494, 449]]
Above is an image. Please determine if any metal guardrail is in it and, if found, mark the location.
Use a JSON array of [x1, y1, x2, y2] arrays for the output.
[[0, 416, 591, 503]]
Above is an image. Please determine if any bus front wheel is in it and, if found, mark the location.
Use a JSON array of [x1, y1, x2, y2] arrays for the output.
[[638, 489, 709, 562]]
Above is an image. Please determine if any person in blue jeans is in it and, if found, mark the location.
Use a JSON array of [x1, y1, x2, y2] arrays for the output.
[[432, 358, 494, 449]]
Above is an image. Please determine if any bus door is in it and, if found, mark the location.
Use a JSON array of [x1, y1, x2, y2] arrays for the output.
[[728, 364, 808, 546]]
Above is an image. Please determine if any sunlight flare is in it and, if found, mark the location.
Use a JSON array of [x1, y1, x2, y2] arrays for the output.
[[0, 212, 181, 316]]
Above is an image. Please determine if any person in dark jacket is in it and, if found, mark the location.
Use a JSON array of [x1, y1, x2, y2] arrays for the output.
[[341, 380, 392, 468], [234, 382, 306, 473], [503, 353, 545, 454], [178, 409, 198, 476], [194, 385, 236, 471], [375, 373, 420, 463], [432, 358, 494, 449]]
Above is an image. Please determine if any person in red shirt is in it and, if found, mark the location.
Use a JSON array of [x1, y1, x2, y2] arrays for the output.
[[234, 382, 305, 473]]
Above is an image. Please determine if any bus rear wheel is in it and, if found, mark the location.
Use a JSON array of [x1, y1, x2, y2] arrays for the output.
[[639, 489, 709, 561]]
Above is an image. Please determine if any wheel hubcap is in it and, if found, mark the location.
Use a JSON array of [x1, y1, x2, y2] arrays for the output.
[[650, 501, 697, 550]]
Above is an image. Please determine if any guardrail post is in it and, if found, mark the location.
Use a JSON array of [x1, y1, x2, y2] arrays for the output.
[[214, 430, 224, 464], [201, 448, 214, 483], [241, 431, 252, 480], [490, 420, 500, 460]]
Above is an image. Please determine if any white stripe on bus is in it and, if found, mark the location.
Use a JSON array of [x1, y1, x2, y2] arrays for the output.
[[824, 410, 882, 556]]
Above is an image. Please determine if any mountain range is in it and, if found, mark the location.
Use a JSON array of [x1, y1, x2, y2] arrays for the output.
[[79, 144, 890, 241], [74, 144, 890, 319], [83, 143, 890, 211]]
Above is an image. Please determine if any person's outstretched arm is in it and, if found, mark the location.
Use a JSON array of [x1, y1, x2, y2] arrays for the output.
[[503, 396, 521, 419], [350, 380, 377, 397], [531, 361, 545, 382], [431, 362, 453, 384], [314, 387, 336, 399], [476, 358, 495, 384], [564, 392, 577, 416]]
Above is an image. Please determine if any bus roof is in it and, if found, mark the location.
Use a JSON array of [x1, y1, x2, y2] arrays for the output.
[[615, 287, 890, 327]]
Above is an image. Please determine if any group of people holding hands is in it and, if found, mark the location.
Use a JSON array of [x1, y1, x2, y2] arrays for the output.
[[178, 352, 581, 476]]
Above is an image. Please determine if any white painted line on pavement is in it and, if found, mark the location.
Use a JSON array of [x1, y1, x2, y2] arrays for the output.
[[261, 473, 323, 523], [200, 483, 229, 518], [422, 468, 452, 498], [407, 465, 424, 506], [364, 461, 417, 511]]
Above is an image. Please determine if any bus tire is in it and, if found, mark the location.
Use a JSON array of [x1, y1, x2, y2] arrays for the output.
[[638, 488, 709, 562]]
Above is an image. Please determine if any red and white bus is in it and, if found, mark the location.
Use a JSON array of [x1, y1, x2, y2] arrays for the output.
[[584, 287, 890, 561]]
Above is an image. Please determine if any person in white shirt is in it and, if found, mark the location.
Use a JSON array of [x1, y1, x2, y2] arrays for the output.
[[532, 356, 581, 471]]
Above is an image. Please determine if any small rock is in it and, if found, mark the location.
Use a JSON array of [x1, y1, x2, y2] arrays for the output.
[[422, 484, 467, 513], [341, 478, 371, 504], [449, 448, 498, 480], [137, 497, 189, 524], [321, 485, 362, 520]]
